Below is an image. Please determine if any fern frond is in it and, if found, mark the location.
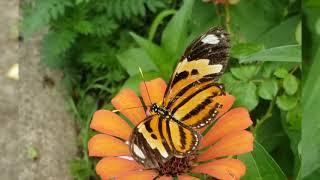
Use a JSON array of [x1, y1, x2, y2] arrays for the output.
[[41, 30, 77, 67], [95, 0, 165, 20], [21, 0, 73, 38]]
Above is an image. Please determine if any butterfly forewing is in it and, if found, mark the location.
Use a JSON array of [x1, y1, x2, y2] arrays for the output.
[[163, 27, 230, 128]]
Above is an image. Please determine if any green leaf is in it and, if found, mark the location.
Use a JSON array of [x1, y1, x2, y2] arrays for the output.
[[116, 48, 158, 76], [274, 68, 289, 78], [121, 71, 161, 93], [231, 43, 264, 59], [286, 105, 302, 131], [130, 33, 172, 80], [283, 74, 299, 95], [238, 141, 286, 180], [258, 15, 301, 48], [258, 79, 278, 100], [239, 45, 301, 63], [276, 94, 298, 111], [302, 46, 320, 178], [161, 0, 194, 58], [230, 65, 257, 81], [230, 0, 287, 41], [281, 109, 301, 178], [255, 109, 287, 152], [224, 80, 259, 110]]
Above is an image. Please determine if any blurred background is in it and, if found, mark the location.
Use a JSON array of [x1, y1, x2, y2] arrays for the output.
[[1, 0, 319, 179]]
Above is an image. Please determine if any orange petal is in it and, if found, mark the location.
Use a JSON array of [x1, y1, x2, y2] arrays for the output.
[[90, 110, 132, 140], [158, 176, 173, 180], [140, 78, 167, 106], [197, 130, 253, 162], [214, 93, 236, 119], [178, 175, 199, 180], [198, 93, 235, 133], [200, 107, 252, 148], [88, 134, 130, 157], [118, 170, 158, 180], [96, 157, 143, 179], [192, 158, 246, 180], [112, 88, 146, 125]]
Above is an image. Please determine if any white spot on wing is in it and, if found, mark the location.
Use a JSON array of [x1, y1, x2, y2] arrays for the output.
[[133, 144, 146, 159], [201, 34, 220, 44], [212, 64, 223, 73]]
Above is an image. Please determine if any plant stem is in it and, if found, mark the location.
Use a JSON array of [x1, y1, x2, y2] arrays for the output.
[[224, 3, 231, 34], [148, 9, 176, 41], [254, 97, 276, 136]]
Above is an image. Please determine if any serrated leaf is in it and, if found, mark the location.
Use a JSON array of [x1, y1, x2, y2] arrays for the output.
[[239, 45, 301, 63], [161, 0, 194, 58], [283, 74, 299, 95], [225, 81, 259, 110], [116, 48, 158, 76], [230, 65, 257, 81], [231, 43, 264, 59], [238, 141, 286, 180], [258, 79, 278, 100], [286, 105, 301, 130], [276, 94, 298, 111], [274, 68, 289, 78]]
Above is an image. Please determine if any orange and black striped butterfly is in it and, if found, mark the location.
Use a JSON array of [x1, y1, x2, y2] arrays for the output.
[[129, 27, 230, 169]]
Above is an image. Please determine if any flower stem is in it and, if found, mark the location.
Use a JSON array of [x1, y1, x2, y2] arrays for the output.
[[148, 9, 176, 41], [254, 97, 276, 136], [224, 3, 231, 34]]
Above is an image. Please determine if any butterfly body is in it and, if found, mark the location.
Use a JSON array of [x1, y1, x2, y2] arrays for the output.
[[129, 27, 230, 172]]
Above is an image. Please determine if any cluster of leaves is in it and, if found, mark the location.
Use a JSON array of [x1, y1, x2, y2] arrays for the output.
[[21, 0, 308, 179], [22, 0, 170, 179]]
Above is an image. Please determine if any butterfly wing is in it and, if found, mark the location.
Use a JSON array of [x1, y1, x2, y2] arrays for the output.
[[163, 27, 230, 128], [129, 115, 199, 168]]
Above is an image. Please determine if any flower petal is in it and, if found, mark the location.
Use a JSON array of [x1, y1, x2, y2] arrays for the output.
[[197, 130, 253, 162], [200, 107, 252, 148], [158, 176, 173, 180], [192, 158, 246, 180], [140, 78, 167, 106], [96, 157, 143, 179], [118, 170, 158, 180], [111, 88, 146, 125], [178, 175, 199, 180], [88, 134, 130, 157], [90, 110, 132, 140], [198, 93, 235, 133]]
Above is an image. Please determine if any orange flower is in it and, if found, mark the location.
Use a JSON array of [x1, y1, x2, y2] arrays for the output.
[[88, 78, 254, 179]]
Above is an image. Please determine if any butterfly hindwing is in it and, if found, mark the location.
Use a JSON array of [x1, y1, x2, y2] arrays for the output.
[[163, 27, 230, 128], [129, 115, 199, 168]]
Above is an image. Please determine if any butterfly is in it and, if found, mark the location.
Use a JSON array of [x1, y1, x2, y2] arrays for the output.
[[129, 27, 230, 169]]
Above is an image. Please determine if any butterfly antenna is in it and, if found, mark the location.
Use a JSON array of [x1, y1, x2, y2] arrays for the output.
[[112, 106, 144, 113], [139, 67, 153, 105]]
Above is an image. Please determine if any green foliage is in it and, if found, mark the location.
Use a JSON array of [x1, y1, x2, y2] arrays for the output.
[[22, 0, 304, 179], [238, 141, 287, 180], [302, 2, 320, 178]]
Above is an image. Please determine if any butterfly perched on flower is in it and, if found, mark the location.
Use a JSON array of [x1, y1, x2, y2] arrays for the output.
[[129, 27, 230, 171]]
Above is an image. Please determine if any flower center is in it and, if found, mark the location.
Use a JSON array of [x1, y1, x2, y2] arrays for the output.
[[156, 153, 196, 177]]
